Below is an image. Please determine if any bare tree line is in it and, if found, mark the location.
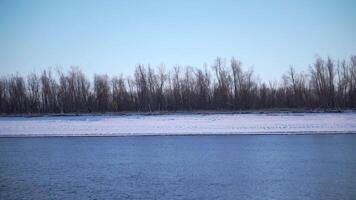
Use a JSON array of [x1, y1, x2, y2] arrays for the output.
[[0, 56, 355, 114]]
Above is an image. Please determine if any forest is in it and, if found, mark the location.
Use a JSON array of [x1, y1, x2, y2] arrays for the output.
[[0, 56, 355, 114]]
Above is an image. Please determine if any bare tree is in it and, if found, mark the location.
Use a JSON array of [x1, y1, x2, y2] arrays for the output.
[[0, 77, 7, 113], [1, 55, 355, 114], [231, 58, 242, 109], [156, 65, 168, 110], [8, 74, 27, 113], [349, 56, 356, 107], [112, 75, 130, 111], [212, 58, 231, 109], [194, 65, 211, 109], [326, 57, 336, 107], [27, 73, 40, 113], [94, 74, 110, 112], [40, 69, 58, 113]]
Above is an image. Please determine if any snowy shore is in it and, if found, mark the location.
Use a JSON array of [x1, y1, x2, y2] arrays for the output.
[[0, 112, 356, 137]]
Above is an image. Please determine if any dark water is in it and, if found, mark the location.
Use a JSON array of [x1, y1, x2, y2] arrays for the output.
[[1, 135, 356, 200]]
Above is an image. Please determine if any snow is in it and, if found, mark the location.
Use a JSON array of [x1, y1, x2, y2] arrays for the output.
[[0, 113, 356, 137]]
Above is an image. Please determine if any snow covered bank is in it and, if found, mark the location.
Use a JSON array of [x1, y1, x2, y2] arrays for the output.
[[0, 113, 356, 137]]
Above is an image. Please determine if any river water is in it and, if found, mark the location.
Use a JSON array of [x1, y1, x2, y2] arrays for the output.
[[1, 135, 356, 200]]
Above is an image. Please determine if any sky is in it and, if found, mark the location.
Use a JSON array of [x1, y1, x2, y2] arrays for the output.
[[0, 0, 355, 81]]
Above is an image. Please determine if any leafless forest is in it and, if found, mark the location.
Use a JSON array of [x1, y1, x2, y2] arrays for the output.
[[1, 56, 356, 114]]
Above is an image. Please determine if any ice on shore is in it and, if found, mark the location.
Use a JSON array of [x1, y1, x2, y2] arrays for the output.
[[0, 113, 356, 136]]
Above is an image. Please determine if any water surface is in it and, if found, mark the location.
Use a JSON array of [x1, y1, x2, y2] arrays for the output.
[[1, 135, 356, 200]]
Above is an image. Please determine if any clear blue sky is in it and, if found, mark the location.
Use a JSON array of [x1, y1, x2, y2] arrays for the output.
[[0, 0, 355, 81]]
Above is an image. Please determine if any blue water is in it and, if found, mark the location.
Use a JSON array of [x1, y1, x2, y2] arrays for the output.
[[1, 135, 356, 200]]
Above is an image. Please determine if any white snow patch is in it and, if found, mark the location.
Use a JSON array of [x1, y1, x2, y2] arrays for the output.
[[0, 113, 356, 136]]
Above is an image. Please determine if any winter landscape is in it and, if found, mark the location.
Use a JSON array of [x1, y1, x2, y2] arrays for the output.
[[1, 0, 356, 199]]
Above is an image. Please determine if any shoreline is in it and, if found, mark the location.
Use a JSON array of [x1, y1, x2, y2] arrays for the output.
[[1, 108, 354, 118], [1, 131, 356, 138], [1, 112, 355, 137]]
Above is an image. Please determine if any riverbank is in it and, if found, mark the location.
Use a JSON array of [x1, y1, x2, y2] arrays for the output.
[[1, 108, 354, 118], [1, 112, 356, 137]]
